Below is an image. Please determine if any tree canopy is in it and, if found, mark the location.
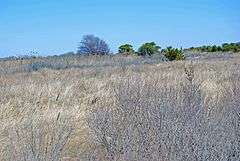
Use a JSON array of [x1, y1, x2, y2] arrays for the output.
[[138, 42, 161, 56], [118, 44, 134, 54], [77, 35, 110, 55]]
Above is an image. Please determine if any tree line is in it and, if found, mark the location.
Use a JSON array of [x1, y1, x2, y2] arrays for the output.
[[77, 35, 185, 61], [77, 35, 240, 61], [187, 43, 240, 53], [2, 34, 238, 61]]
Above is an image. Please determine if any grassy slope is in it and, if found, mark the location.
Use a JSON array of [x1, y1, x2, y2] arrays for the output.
[[0, 53, 240, 160]]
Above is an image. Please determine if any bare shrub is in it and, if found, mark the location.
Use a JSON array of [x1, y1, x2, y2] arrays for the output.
[[86, 63, 240, 161], [5, 111, 74, 161], [0, 55, 240, 161]]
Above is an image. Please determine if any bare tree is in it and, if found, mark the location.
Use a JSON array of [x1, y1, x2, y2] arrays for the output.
[[77, 35, 110, 55]]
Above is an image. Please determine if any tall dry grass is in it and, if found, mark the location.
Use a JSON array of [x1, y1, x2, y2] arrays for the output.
[[0, 54, 239, 161]]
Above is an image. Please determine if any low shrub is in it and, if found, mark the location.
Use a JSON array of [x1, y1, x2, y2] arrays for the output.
[[118, 44, 135, 55], [138, 42, 161, 56], [163, 47, 185, 61]]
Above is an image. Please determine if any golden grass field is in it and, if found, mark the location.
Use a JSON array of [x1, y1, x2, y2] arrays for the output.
[[0, 54, 240, 161]]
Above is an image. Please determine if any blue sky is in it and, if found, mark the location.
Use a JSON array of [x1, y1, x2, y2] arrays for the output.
[[0, 0, 239, 57]]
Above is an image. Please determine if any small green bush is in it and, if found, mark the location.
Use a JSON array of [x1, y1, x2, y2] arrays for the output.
[[164, 47, 185, 61], [138, 42, 161, 56], [118, 44, 135, 55]]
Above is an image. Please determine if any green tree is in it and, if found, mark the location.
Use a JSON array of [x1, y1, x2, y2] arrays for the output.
[[201, 46, 207, 52], [118, 44, 134, 55], [211, 45, 218, 52], [187, 43, 240, 53], [217, 46, 222, 51], [222, 43, 240, 52], [138, 42, 161, 56], [164, 46, 185, 61]]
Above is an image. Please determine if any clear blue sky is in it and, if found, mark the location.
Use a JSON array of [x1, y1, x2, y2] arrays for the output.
[[0, 0, 239, 57]]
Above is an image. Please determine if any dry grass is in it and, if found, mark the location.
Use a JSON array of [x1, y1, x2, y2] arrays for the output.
[[0, 54, 240, 161]]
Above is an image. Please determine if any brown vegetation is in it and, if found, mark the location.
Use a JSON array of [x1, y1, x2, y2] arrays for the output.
[[0, 54, 240, 160]]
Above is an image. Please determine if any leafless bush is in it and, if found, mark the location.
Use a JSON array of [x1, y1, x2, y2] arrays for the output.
[[86, 63, 240, 161], [0, 54, 240, 161], [5, 111, 74, 161], [0, 54, 167, 75]]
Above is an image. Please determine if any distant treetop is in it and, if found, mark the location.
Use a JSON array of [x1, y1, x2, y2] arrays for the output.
[[138, 42, 161, 56], [118, 44, 135, 55], [77, 35, 110, 55], [186, 42, 240, 53]]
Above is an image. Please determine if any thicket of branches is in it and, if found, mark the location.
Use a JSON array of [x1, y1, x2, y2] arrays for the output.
[[85, 64, 240, 161]]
